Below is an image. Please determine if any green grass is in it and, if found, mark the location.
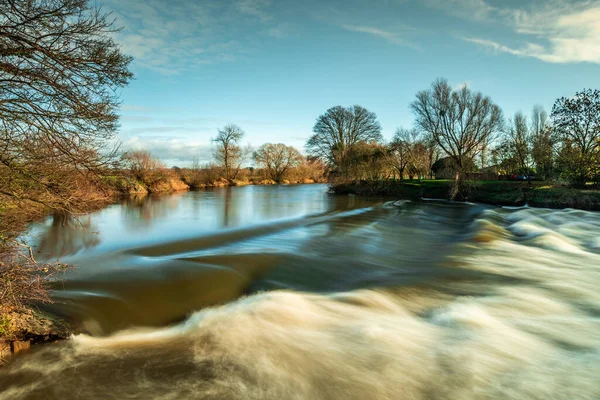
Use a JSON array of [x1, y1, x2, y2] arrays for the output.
[[331, 180, 600, 211], [528, 186, 600, 210]]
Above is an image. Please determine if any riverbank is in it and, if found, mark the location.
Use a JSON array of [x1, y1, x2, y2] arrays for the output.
[[0, 180, 329, 363], [331, 180, 600, 211], [3, 189, 600, 398], [0, 306, 71, 365], [108, 174, 327, 195]]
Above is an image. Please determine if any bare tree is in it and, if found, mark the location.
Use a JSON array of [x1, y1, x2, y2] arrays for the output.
[[286, 156, 327, 183], [0, 0, 133, 214], [551, 89, 600, 185], [0, 0, 132, 320], [411, 79, 503, 174], [424, 133, 439, 179], [531, 105, 550, 137], [409, 141, 431, 179], [253, 143, 304, 182], [390, 128, 433, 180], [389, 128, 415, 180], [191, 156, 202, 172], [306, 105, 382, 177], [121, 150, 164, 179], [530, 106, 554, 180], [346, 142, 390, 181], [505, 112, 531, 174], [212, 124, 246, 180]]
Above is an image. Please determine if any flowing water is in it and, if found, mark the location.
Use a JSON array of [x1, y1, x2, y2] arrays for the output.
[[1, 184, 600, 399]]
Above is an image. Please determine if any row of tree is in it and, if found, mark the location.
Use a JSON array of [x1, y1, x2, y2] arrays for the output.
[[120, 125, 327, 190], [158, 80, 598, 188], [210, 124, 325, 183], [305, 79, 600, 186]]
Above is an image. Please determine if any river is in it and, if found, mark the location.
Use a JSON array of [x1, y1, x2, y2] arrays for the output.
[[1, 184, 599, 399]]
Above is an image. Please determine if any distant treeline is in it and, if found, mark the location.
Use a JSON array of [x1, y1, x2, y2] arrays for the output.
[[113, 132, 328, 195], [304, 80, 600, 188], [118, 80, 600, 195]]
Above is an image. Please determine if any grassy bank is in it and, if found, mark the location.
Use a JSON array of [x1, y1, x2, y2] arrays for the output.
[[331, 180, 600, 211]]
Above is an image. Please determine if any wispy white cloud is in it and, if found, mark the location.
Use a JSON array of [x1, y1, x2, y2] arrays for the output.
[[105, 0, 275, 74], [462, 37, 530, 57], [340, 24, 418, 49], [426, 0, 600, 65], [120, 105, 157, 112], [509, 4, 600, 64], [236, 0, 272, 21], [120, 115, 156, 123], [266, 23, 290, 39], [121, 126, 201, 135], [422, 0, 495, 21], [341, 24, 404, 45], [452, 80, 472, 90], [122, 136, 214, 166]]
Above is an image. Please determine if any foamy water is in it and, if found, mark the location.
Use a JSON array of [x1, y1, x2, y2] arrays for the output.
[[2, 201, 600, 399]]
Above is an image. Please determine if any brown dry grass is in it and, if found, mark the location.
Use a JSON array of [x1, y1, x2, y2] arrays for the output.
[[0, 241, 70, 315]]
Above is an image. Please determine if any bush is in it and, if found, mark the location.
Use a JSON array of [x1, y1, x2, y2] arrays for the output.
[[181, 163, 225, 188], [286, 159, 328, 183], [0, 239, 70, 317]]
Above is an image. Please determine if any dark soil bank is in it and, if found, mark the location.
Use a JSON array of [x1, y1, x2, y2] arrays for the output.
[[331, 180, 600, 211]]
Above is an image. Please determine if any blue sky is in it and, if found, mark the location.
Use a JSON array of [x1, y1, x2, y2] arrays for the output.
[[105, 0, 600, 166]]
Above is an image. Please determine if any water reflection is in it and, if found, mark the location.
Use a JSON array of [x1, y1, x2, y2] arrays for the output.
[[29, 184, 382, 260], [121, 192, 188, 231], [35, 212, 99, 258], [7, 187, 600, 399], [221, 187, 235, 227]]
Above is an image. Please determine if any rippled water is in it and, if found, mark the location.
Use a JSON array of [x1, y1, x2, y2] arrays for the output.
[[2, 184, 600, 399]]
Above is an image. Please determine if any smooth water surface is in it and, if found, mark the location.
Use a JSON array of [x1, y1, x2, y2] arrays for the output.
[[2, 184, 600, 399]]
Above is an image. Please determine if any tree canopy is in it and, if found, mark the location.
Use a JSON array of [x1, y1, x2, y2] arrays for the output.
[[306, 105, 382, 177], [411, 79, 503, 172], [551, 89, 600, 184], [0, 0, 132, 228], [212, 124, 247, 180], [0, 0, 133, 215], [389, 128, 433, 180], [0, 0, 133, 317], [253, 143, 303, 182]]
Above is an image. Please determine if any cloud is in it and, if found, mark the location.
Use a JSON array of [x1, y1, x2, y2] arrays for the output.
[[120, 116, 156, 123], [104, 0, 274, 74], [121, 126, 203, 135], [463, 4, 600, 64], [122, 136, 214, 166], [510, 4, 600, 64], [236, 0, 272, 21], [452, 80, 472, 90], [340, 24, 415, 47], [120, 105, 158, 112], [266, 23, 290, 38], [422, 0, 495, 21], [428, 0, 600, 65], [117, 113, 228, 134], [462, 37, 529, 57]]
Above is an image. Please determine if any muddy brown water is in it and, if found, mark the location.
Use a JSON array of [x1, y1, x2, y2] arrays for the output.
[[2, 184, 600, 399]]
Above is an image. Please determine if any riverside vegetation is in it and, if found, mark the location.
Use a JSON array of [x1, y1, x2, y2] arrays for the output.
[[314, 83, 600, 209], [1, 0, 599, 365], [0, 0, 327, 357]]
